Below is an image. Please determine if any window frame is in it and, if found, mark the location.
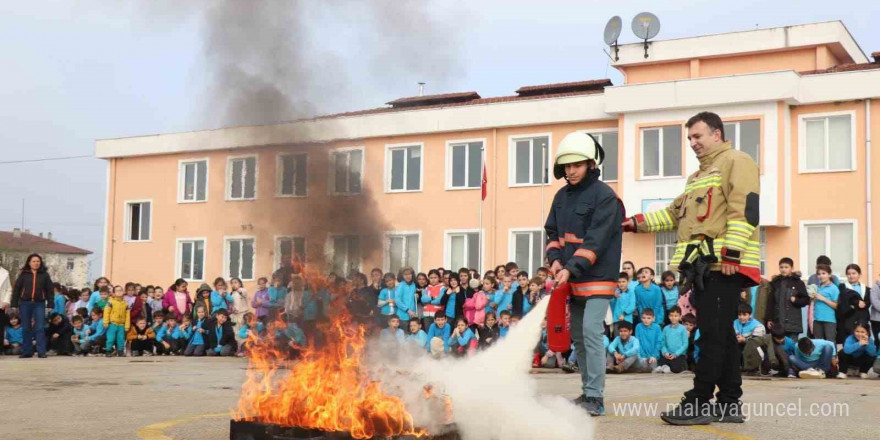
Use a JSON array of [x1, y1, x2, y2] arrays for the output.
[[639, 124, 684, 180], [384, 142, 424, 193], [328, 146, 365, 196], [798, 219, 858, 276], [177, 158, 210, 203], [721, 117, 763, 171], [508, 133, 553, 188], [507, 228, 546, 276], [225, 154, 259, 201], [275, 152, 308, 198], [123, 199, 152, 243], [654, 230, 678, 275], [274, 235, 306, 270], [759, 227, 767, 276], [443, 228, 484, 273], [797, 110, 857, 174], [223, 235, 257, 281], [66, 257, 75, 271], [445, 138, 486, 191], [175, 237, 207, 282], [383, 231, 422, 273], [579, 128, 619, 183], [326, 234, 362, 275]]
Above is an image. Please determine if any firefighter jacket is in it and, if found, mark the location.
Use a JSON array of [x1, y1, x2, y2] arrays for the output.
[[632, 142, 761, 286], [545, 168, 624, 299]]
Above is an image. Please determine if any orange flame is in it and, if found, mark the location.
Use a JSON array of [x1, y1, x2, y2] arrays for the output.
[[235, 263, 428, 439]]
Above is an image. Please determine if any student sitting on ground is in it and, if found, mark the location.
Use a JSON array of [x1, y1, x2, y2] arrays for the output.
[[839, 322, 876, 378], [71, 315, 91, 356], [47, 312, 74, 356], [405, 318, 427, 349], [380, 315, 406, 345], [207, 310, 237, 357], [156, 315, 180, 355], [126, 317, 156, 356], [4, 313, 23, 355], [425, 314, 452, 357], [185, 306, 211, 357], [236, 312, 264, 357], [734, 303, 766, 350], [534, 317, 564, 368], [476, 312, 501, 350], [657, 306, 688, 373], [449, 317, 477, 357], [790, 337, 837, 379], [742, 324, 796, 377], [635, 308, 662, 372], [606, 321, 641, 374]]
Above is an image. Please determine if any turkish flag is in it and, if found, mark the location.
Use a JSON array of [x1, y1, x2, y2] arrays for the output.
[[481, 162, 487, 201]]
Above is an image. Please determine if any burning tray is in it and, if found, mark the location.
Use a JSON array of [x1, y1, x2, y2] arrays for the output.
[[230, 419, 461, 440]]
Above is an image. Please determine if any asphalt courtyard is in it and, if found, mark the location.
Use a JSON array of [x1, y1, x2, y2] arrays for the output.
[[0, 356, 877, 440]]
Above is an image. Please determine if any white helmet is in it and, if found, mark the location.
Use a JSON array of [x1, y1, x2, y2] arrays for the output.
[[553, 131, 605, 179]]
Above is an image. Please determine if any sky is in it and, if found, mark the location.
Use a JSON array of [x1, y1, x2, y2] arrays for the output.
[[1, 0, 878, 282]]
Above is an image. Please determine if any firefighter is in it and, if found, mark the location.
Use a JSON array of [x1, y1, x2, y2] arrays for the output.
[[545, 131, 624, 416], [623, 111, 760, 425]]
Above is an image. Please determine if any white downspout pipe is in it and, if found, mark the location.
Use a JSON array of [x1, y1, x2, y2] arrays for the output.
[[866, 99, 873, 280]]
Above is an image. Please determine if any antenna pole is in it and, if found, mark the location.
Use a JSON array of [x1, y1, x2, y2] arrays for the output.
[[643, 38, 650, 59]]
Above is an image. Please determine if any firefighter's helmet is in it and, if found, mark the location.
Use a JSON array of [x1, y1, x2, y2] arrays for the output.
[[553, 131, 605, 179]]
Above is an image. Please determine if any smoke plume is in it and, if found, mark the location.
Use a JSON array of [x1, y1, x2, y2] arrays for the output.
[[368, 298, 596, 440]]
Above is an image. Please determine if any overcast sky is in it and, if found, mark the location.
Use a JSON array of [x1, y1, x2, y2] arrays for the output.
[[1, 0, 878, 282]]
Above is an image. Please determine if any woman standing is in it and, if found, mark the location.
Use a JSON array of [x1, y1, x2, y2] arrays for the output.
[[11, 254, 54, 358]]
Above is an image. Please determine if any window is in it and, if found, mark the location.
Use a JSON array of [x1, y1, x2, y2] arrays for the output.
[[226, 237, 255, 280], [655, 231, 677, 275], [802, 114, 854, 172], [275, 236, 306, 268], [386, 233, 420, 274], [510, 136, 550, 186], [66, 258, 74, 271], [723, 120, 760, 165], [510, 230, 545, 276], [227, 156, 257, 200], [330, 149, 363, 195], [759, 227, 767, 276], [177, 239, 205, 281], [330, 235, 361, 275], [448, 141, 483, 189], [804, 222, 855, 277], [277, 154, 307, 197], [447, 231, 480, 271], [179, 160, 208, 202], [386, 144, 422, 192], [125, 201, 151, 242], [641, 125, 682, 178], [587, 131, 618, 181]]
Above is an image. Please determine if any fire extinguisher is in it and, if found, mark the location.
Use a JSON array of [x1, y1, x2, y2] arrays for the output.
[[546, 281, 571, 353]]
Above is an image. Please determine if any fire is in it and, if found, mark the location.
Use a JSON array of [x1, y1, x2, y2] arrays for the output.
[[235, 264, 428, 439]]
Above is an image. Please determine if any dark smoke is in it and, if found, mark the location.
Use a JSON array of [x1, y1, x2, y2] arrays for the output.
[[190, 1, 465, 271]]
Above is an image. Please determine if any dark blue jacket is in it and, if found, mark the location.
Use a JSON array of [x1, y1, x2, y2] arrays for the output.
[[544, 169, 624, 298]]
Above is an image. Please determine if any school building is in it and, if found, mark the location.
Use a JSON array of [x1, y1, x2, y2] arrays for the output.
[[96, 21, 880, 290]]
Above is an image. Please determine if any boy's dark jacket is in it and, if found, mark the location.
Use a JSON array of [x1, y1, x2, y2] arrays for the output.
[[764, 272, 810, 334], [206, 319, 237, 350], [545, 169, 624, 296]]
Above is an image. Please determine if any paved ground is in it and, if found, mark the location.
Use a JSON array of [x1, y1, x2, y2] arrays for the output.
[[0, 356, 877, 440]]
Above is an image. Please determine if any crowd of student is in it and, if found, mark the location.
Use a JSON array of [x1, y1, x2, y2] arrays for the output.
[[3, 255, 879, 382]]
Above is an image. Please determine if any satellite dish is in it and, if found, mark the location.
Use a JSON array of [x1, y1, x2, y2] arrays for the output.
[[631, 12, 661, 40], [631, 12, 661, 58], [603, 16, 622, 45]]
